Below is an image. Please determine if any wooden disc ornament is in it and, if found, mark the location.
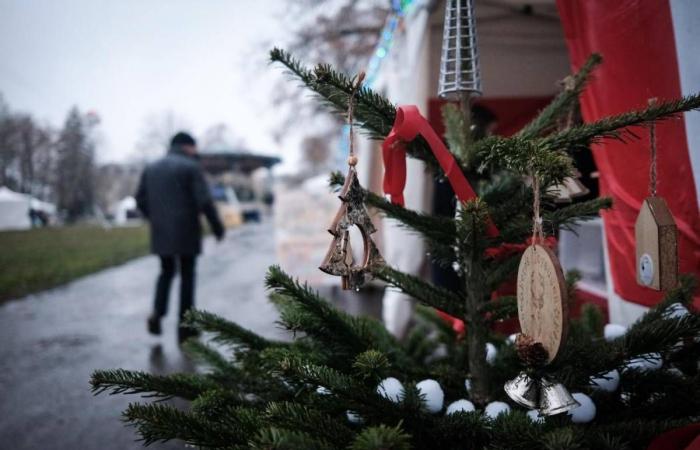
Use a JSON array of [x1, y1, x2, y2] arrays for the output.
[[516, 244, 569, 363]]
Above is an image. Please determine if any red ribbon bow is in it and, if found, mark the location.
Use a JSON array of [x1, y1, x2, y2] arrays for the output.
[[382, 105, 499, 238]]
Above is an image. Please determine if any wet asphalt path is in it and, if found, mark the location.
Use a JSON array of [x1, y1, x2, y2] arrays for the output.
[[0, 222, 287, 450]]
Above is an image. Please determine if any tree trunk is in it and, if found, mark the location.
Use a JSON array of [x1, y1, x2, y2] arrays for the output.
[[463, 260, 490, 404]]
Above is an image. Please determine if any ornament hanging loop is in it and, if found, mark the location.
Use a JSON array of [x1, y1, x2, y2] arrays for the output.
[[531, 172, 544, 245], [347, 71, 365, 165], [648, 98, 658, 197]]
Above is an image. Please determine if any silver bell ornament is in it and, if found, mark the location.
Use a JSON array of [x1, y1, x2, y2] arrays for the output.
[[504, 372, 539, 408], [539, 378, 580, 416]]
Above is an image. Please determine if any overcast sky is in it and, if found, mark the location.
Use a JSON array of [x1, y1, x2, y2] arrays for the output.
[[0, 0, 296, 165]]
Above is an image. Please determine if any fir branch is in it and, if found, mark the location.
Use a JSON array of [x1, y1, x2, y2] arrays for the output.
[[481, 296, 517, 324], [191, 389, 249, 421], [350, 424, 412, 450], [123, 402, 246, 448], [545, 196, 612, 233], [375, 266, 465, 318], [265, 401, 355, 446], [477, 136, 575, 187], [90, 369, 216, 401], [266, 266, 369, 356], [442, 103, 471, 167], [270, 48, 436, 167], [252, 427, 335, 450], [353, 350, 390, 381], [267, 266, 410, 370], [182, 339, 238, 375], [365, 189, 457, 247], [519, 53, 602, 138], [484, 255, 521, 292], [183, 309, 280, 352], [543, 93, 700, 151]]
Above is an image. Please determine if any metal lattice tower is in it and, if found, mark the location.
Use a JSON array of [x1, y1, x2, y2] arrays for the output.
[[438, 0, 482, 99]]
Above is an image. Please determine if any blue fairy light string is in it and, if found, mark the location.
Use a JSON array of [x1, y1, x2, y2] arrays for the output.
[[336, 0, 418, 169]]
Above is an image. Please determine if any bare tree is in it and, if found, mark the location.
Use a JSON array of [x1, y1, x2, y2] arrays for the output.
[[270, 0, 391, 138], [0, 95, 19, 190], [134, 110, 191, 162], [0, 94, 55, 198], [94, 162, 141, 215], [200, 123, 247, 151], [15, 115, 54, 198], [54, 107, 97, 221]]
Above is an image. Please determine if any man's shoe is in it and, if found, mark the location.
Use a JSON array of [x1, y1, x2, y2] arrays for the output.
[[147, 315, 162, 335]]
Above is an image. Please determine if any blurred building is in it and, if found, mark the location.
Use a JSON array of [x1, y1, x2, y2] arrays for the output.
[[199, 148, 280, 225]]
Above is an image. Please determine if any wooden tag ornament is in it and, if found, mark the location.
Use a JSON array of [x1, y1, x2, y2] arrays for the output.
[[635, 197, 678, 291], [516, 244, 569, 363], [635, 103, 679, 292]]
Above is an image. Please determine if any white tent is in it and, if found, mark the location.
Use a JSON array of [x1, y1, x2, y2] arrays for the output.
[[113, 196, 138, 225], [0, 187, 32, 230]]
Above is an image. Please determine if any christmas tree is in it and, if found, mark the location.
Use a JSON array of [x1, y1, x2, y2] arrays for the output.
[[91, 49, 700, 449]]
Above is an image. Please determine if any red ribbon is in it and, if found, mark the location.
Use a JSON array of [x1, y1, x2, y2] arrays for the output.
[[382, 105, 499, 238], [647, 423, 700, 450], [484, 236, 558, 260]]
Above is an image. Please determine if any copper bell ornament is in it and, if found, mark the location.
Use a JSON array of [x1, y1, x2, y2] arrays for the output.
[[504, 372, 539, 408], [538, 378, 579, 416]]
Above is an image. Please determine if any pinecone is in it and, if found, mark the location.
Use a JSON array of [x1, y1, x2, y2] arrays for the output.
[[515, 334, 549, 368]]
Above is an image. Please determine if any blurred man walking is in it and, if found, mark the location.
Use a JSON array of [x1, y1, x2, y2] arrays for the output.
[[136, 132, 224, 342]]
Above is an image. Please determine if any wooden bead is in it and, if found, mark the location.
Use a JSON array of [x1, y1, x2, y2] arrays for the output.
[[347, 155, 358, 166]]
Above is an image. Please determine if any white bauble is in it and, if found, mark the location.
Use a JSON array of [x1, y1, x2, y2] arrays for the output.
[[507, 334, 518, 345], [377, 377, 404, 403], [590, 369, 620, 392], [464, 379, 472, 393], [316, 386, 331, 395], [429, 343, 449, 361], [625, 353, 663, 372], [416, 379, 445, 413], [346, 410, 363, 424], [663, 303, 689, 319], [446, 399, 475, 415], [526, 409, 544, 423], [604, 323, 627, 341], [485, 343, 498, 365], [484, 401, 511, 419], [568, 393, 596, 423]]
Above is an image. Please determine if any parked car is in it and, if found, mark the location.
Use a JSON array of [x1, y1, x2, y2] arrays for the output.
[[210, 185, 243, 228]]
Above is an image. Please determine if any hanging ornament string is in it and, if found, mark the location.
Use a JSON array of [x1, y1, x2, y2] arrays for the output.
[[347, 72, 365, 168], [648, 98, 658, 197], [531, 172, 544, 245]]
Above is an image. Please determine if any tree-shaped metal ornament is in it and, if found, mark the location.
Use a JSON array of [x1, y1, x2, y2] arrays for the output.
[[319, 168, 384, 290], [319, 72, 384, 291]]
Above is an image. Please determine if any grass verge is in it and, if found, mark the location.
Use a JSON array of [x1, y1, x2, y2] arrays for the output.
[[0, 225, 149, 303]]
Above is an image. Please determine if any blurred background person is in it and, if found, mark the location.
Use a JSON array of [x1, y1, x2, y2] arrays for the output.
[[136, 131, 225, 343]]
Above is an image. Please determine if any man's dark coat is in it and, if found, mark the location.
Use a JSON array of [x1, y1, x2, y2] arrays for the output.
[[136, 148, 223, 255]]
